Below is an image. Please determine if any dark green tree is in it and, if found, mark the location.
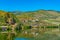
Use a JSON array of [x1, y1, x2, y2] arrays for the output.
[[15, 23, 22, 32]]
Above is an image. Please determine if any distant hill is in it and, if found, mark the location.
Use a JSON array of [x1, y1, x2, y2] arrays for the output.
[[16, 10, 60, 26], [0, 10, 60, 27]]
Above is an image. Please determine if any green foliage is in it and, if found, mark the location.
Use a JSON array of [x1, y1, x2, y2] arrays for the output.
[[15, 23, 22, 32], [24, 26, 32, 30], [0, 33, 8, 40], [46, 26, 58, 28]]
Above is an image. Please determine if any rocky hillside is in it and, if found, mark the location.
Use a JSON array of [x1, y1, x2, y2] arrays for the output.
[[0, 10, 18, 26]]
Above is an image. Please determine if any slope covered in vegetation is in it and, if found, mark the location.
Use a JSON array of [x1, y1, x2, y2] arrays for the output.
[[0, 10, 19, 26], [16, 10, 60, 27]]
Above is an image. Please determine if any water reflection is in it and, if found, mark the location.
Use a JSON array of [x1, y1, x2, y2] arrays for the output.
[[14, 38, 34, 40]]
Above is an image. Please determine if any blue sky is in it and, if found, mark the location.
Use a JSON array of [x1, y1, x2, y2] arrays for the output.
[[0, 0, 60, 11]]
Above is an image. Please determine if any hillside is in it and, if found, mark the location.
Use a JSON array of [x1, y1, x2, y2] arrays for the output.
[[16, 10, 60, 27], [0, 10, 19, 26], [0, 10, 60, 27]]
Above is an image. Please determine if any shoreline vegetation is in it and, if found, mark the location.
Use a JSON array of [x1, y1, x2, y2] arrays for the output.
[[0, 10, 60, 40]]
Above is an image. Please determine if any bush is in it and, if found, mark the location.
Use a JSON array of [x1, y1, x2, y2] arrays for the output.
[[46, 26, 58, 28], [24, 26, 32, 30], [15, 23, 22, 32]]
